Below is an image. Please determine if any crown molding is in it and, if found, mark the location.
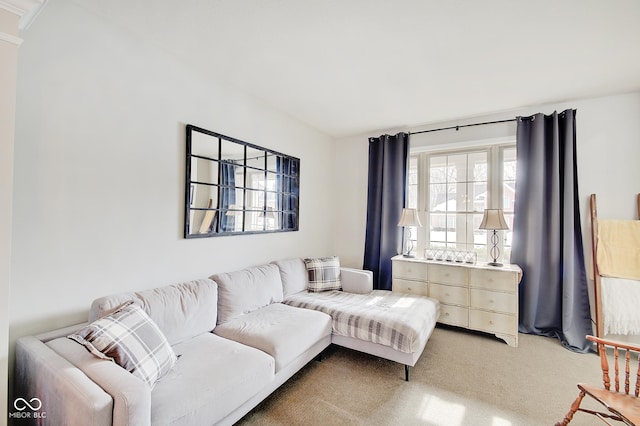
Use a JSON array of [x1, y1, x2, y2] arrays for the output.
[[0, 0, 48, 30]]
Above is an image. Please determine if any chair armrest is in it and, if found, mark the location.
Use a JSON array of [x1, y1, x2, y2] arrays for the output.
[[341, 267, 373, 294]]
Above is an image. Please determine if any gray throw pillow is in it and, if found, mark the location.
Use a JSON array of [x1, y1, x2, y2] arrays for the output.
[[68, 301, 177, 388], [304, 256, 342, 292]]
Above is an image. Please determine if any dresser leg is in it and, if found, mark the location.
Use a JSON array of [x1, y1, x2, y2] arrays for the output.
[[405, 365, 410, 381], [495, 333, 518, 348]]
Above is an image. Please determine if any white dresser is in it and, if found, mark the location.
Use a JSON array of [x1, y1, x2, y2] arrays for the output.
[[391, 255, 522, 347]]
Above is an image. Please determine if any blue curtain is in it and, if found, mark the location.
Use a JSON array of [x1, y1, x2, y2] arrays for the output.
[[277, 157, 298, 230], [511, 109, 592, 352], [220, 161, 236, 232], [363, 133, 409, 290]]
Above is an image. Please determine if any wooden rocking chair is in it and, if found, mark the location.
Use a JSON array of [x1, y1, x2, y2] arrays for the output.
[[556, 335, 640, 425]]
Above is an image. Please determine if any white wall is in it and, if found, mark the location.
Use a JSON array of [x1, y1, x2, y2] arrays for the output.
[[9, 0, 335, 393], [333, 91, 640, 268], [1, 6, 20, 422]]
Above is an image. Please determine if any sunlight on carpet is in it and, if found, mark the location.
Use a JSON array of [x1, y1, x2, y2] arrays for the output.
[[417, 394, 466, 424]]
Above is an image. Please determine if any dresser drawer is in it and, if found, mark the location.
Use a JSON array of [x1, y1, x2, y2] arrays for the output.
[[470, 289, 516, 314], [429, 283, 468, 306], [469, 269, 516, 292], [392, 260, 428, 281], [429, 264, 467, 285], [438, 304, 468, 327], [392, 278, 429, 296], [469, 309, 516, 335]]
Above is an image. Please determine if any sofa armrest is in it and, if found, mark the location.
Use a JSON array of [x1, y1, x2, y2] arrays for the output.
[[340, 267, 373, 294], [46, 337, 152, 426], [15, 336, 113, 426]]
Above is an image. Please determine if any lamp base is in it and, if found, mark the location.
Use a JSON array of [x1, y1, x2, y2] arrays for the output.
[[403, 253, 415, 258], [487, 261, 503, 267]]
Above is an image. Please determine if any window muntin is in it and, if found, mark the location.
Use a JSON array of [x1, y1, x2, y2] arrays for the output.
[[426, 151, 487, 255]]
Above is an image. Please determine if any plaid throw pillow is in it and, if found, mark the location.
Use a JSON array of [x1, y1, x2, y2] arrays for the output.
[[304, 256, 341, 292], [69, 301, 177, 388]]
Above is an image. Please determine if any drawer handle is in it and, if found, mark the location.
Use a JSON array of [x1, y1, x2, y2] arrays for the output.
[[489, 320, 494, 325], [444, 312, 450, 316]]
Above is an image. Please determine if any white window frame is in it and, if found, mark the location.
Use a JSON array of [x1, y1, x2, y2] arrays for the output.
[[408, 141, 516, 263]]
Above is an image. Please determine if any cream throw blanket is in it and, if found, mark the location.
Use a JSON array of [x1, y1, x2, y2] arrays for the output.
[[597, 220, 640, 335], [597, 220, 640, 280], [601, 277, 640, 335]]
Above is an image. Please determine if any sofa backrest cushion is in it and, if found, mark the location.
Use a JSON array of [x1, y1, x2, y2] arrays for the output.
[[211, 263, 284, 324], [88, 278, 218, 346], [272, 258, 308, 297]]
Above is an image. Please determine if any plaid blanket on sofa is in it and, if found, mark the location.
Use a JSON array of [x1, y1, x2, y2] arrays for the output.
[[283, 290, 439, 353]]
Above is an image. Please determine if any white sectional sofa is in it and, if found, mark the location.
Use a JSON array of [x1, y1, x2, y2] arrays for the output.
[[14, 258, 439, 426]]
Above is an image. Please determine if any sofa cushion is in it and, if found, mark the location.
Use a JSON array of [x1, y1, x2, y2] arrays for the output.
[[89, 279, 218, 346], [211, 263, 284, 324], [214, 303, 331, 372], [69, 301, 177, 388], [272, 258, 308, 296], [304, 256, 342, 292], [151, 333, 274, 426]]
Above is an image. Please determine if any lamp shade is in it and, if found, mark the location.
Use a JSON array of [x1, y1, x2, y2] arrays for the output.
[[479, 209, 509, 230], [397, 208, 422, 227]]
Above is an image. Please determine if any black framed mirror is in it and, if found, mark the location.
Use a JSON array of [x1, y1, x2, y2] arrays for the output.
[[185, 125, 300, 238]]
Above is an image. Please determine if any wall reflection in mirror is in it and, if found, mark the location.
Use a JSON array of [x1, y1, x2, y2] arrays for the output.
[[185, 125, 299, 238]]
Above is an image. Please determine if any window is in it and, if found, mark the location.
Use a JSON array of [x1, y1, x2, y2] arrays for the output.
[[407, 144, 516, 262]]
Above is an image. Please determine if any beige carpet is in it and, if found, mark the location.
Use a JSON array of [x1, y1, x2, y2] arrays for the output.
[[237, 325, 608, 425]]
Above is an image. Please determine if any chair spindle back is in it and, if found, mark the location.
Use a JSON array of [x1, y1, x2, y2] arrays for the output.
[[589, 335, 640, 397]]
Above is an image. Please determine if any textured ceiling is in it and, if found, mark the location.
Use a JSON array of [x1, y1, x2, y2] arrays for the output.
[[74, 0, 640, 137]]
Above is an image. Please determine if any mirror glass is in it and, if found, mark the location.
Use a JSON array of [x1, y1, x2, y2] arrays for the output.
[[185, 125, 299, 238]]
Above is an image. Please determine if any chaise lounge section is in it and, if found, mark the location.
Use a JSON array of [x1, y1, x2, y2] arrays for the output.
[[273, 257, 440, 380]]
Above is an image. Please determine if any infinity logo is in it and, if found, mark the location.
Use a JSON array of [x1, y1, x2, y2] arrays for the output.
[[14, 397, 42, 411]]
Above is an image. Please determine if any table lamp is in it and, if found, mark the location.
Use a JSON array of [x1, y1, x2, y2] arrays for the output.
[[398, 208, 422, 258], [479, 209, 509, 266]]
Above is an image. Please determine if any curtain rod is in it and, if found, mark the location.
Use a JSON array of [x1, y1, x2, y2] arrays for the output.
[[409, 118, 517, 136]]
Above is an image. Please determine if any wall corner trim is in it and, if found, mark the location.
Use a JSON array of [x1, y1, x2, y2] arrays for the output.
[[0, 31, 23, 46], [0, 0, 48, 30]]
